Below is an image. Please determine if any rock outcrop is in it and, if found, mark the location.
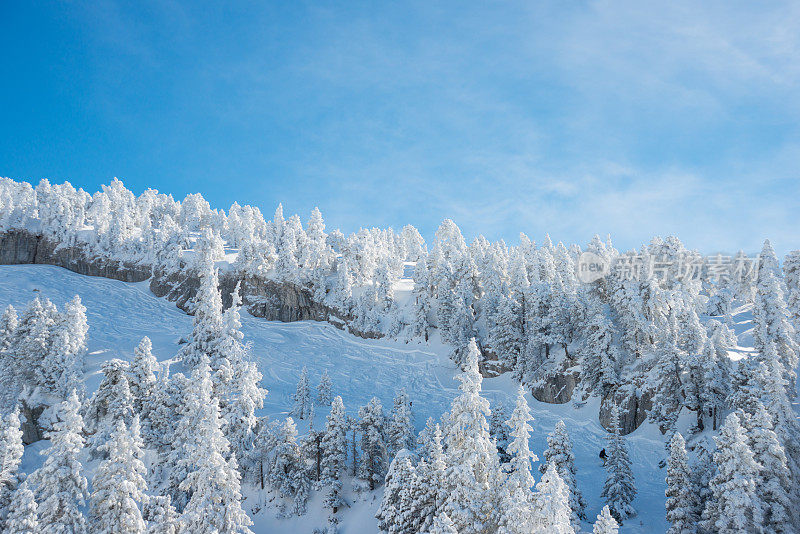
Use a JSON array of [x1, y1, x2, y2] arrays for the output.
[[599, 388, 654, 436]]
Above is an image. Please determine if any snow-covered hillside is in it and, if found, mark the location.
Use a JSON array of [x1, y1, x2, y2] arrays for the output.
[[0, 264, 673, 532]]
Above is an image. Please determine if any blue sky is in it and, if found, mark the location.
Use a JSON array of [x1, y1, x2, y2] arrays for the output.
[[1, 1, 799, 254]]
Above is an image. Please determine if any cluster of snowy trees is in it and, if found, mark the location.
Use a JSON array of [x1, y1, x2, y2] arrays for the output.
[[376, 340, 630, 534], [0, 294, 88, 408], [5, 177, 799, 421]]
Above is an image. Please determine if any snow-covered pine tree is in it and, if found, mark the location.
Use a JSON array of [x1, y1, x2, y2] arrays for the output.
[[321, 396, 348, 519], [223, 354, 266, 482], [387, 388, 413, 457], [747, 405, 793, 532], [180, 249, 225, 370], [142, 495, 179, 534], [0, 408, 23, 528], [601, 405, 636, 523], [429, 511, 458, 534], [665, 432, 698, 534], [442, 339, 502, 532], [129, 336, 158, 414], [784, 249, 800, 333], [650, 319, 684, 433], [317, 370, 332, 407], [358, 397, 388, 491], [411, 258, 432, 341], [753, 239, 799, 390], [411, 423, 446, 531], [89, 418, 147, 534], [4, 481, 38, 534], [593, 506, 619, 534], [292, 367, 311, 419], [531, 463, 573, 534], [269, 417, 310, 517], [580, 302, 620, 398], [177, 360, 253, 534], [541, 419, 586, 526], [0, 305, 17, 354], [703, 412, 764, 534], [498, 386, 536, 534], [29, 390, 89, 534], [84, 359, 135, 457], [375, 452, 418, 533]]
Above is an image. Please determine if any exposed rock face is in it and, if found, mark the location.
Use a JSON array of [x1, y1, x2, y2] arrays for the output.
[[19, 399, 46, 445], [531, 368, 580, 405], [0, 230, 150, 282], [599, 388, 654, 436]]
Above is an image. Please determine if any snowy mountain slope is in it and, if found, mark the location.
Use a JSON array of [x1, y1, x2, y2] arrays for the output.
[[0, 263, 672, 532]]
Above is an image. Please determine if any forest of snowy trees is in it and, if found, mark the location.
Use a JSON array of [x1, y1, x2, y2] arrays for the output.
[[1, 176, 800, 532]]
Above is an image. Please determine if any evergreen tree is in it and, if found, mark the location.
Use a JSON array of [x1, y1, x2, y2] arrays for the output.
[[30, 390, 89, 534], [375, 452, 418, 533], [601, 405, 636, 523], [498, 387, 536, 534], [704, 412, 764, 534], [128, 337, 158, 439], [317, 370, 332, 407], [321, 396, 348, 518], [531, 464, 573, 534], [753, 240, 798, 389], [748, 406, 793, 532], [387, 388, 413, 457], [269, 417, 310, 517], [442, 339, 502, 532], [593, 506, 619, 534], [89, 418, 147, 534], [0, 305, 17, 354], [580, 303, 620, 397], [429, 511, 458, 534], [84, 359, 135, 457], [180, 252, 225, 370], [358, 397, 388, 491], [665, 432, 698, 534], [143, 496, 179, 534], [541, 419, 586, 525], [0, 408, 24, 528], [177, 361, 253, 534], [292, 367, 311, 419], [4, 481, 38, 534]]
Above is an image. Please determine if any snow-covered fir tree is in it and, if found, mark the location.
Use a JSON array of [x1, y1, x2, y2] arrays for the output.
[[531, 463, 573, 534], [4, 481, 38, 534], [317, 370, 332, 407], [498, 386, 536, 534], [541, 419, 585, 526], [292, 366, 311, 419], [601, 405, 636, 523], [84, 358, 135, 457], [489, 400, 510, 462], [429, 511, 458, 534], [89, 418, 148, 534], [593, 505, 619, 534], [665, 432, 698, 534], [358, 397, 388, 491], [321, 395, 348, 525], [29, 390, 89, 534], [0, 407, 23, 528], [177, 360, 253, 534], [387, 388, 414, 457], [128, 336, 159, 440], [142, 496, 179, 534], [747, 405, 793, 532], [703, 412, 764, 534], [269, 417, 310, 517], [442, 339, 501, 533]]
